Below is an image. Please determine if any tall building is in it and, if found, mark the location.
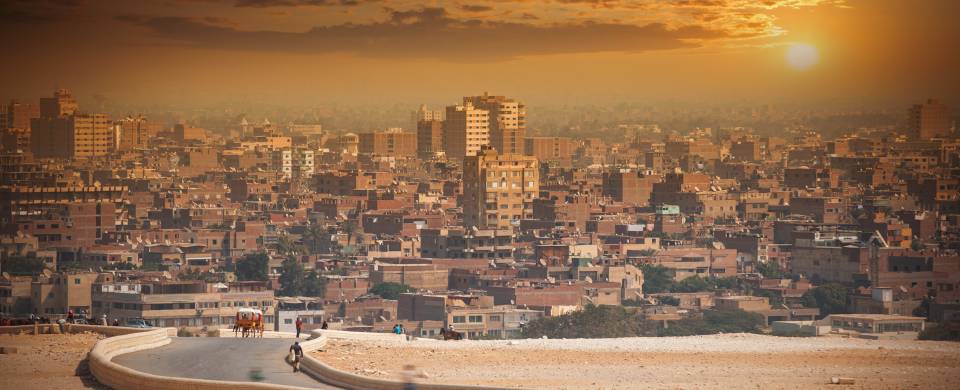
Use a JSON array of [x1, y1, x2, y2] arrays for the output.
[[413, 104, 444, 123], [116, 115, 160, 151], [39, 89, 78, 118], [908, 99, 951, 139], [464, 93, 525, 155], [32, 113, 113, 159], [462, 147, 539, 229], [443, 103, 489, 161], [0, 100, 40, 152], [417, 119, 444, 158], [358, 128, 417, 157], [31, 90, 112, 159]]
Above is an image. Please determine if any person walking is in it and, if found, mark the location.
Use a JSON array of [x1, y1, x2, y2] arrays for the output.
[[400, 364, 427, 390], [295, 317, 303, 338], [289, 341, 304, 372]]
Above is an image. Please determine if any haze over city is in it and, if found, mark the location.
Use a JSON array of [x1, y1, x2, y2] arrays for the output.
[[1, 1, 959, 390]]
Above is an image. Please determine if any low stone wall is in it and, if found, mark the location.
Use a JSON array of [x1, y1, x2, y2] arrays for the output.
[[0, 323, 153, 336], [299, 331, 522, 390], [309, 329, 408, 341]]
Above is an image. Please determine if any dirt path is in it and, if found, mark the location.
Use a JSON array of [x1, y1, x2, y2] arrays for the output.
[[314, 334, 960, 389], [0, 332, 107, 390]]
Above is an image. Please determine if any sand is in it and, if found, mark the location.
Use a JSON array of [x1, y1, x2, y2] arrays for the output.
[[0, 332, 107, 390], [313, 334, 960, 389]]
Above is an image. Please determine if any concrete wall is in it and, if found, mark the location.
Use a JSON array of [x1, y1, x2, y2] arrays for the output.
[[300, 329, 522, 390]]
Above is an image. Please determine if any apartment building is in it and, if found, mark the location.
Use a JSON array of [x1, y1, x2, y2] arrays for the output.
[[91, 279, 275, 328], [358, 128, 417, 158], [417, 119, 444, 158], [462, 147, 539, 229], [443, 102, 489, 160], [464, 94, 525, 155]]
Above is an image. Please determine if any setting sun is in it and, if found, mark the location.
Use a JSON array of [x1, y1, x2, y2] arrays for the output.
[[786, 43, 820, 71]]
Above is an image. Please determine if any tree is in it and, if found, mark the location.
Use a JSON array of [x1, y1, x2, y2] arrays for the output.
[[369, 282, 412, 300], [342, 219, 358, 246], [801, 283, 849, 316], [756, 260, 785, 279], [277, 257, 305, 296], [274, 235, 305, 256], [640, 264, 675, 294], [671, 275, 712, 293], [235, 253, 269, 282], [0, 256, 46, 276], [303, 224, 327, 254], [713, 276, 739, 290], [302, 270, 326, 298]]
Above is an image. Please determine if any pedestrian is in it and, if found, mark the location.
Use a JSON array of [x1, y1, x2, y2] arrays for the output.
[[67, 309, 74, 322], [295, 317, 303, 338], [101, 314, 108, 326], [321, 320, 328, 330], [112, 319, 120, 326], [289, 341, 303, 372], [399, 324, 405, 335], [29, 313, 36, 323], [400, 364, 427, 390]]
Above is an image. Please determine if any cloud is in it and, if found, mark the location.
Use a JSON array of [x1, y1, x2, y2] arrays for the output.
[[118, 7, 736, 61], [462, 4, 494, 12], [0, 0, 86, 23], [233, 0, 364, 7]]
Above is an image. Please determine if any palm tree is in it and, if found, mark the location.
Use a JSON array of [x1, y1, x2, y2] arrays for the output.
[[303, 223, 326, 255]]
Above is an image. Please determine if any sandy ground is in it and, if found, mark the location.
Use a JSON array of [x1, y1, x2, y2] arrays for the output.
[[314, 334, 960, 389], [0, 332, 107, 390]]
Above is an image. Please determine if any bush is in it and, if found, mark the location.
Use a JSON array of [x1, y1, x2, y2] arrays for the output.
[[659, 309, 765, 336], [521, 305, 641, 339], [801, 283, 848, 316], [369, 282, 412, 300]]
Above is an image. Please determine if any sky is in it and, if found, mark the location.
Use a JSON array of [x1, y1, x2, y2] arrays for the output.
[[2, 0, 958, 108]]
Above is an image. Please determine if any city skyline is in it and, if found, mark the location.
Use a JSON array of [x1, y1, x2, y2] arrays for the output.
[[2, 0, 958, 108]]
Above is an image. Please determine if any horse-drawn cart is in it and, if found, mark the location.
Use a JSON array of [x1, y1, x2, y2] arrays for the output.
[[234, 307, 264, 338]]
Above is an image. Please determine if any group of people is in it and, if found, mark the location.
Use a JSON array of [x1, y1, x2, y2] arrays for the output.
[[392, 323, 406, 335], [293, 317, 329, 338]]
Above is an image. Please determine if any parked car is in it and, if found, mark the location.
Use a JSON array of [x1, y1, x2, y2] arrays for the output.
[[125, 318, 153, 328]]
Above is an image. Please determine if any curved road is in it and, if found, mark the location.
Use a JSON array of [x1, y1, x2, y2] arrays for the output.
[[113, 337, 338, 389]]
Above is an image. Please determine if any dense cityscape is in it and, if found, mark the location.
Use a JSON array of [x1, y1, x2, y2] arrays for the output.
[[1, 0, 959, 389]]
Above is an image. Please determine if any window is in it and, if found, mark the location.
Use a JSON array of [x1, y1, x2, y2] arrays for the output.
[[284, 319, 293, 324], [489, 315, 501, 322], [75, 278, 81, 285], [468, 315, 483, 323], [453, 316, 466, 323]]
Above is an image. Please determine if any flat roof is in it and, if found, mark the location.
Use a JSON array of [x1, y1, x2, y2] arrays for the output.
[[830, 314, 924, 321]]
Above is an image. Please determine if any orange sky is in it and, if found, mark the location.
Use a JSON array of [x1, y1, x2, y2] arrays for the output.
[[1, 0, 957, 107]]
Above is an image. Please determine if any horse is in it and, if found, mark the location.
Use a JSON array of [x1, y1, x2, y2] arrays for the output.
[[440, 328, 463, 340]]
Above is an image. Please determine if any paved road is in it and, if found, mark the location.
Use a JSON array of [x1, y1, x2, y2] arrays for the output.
[[113, 337, 338, 389]]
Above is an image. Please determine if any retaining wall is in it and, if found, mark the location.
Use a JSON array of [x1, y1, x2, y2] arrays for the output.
[[300, 330, 523, 390]]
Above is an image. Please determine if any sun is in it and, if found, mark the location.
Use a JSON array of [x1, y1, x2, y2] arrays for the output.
[[785, 43, 820, 71]]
